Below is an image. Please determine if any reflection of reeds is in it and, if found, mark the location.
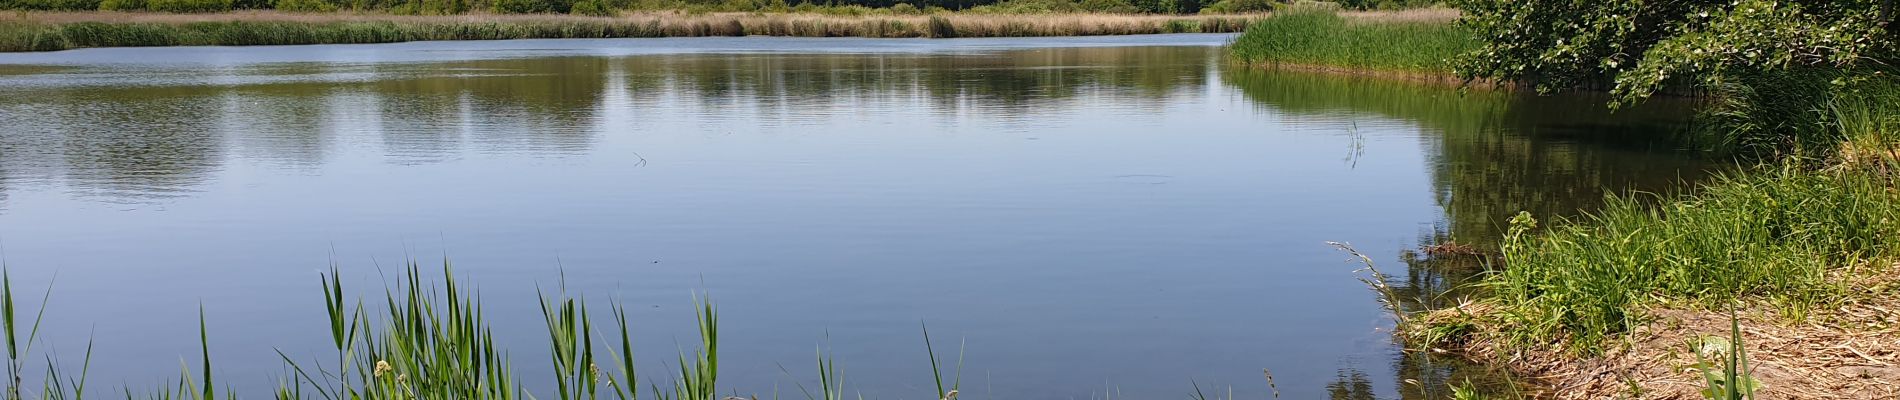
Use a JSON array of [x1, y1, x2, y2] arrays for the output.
[[0, 11, 1259, 51]]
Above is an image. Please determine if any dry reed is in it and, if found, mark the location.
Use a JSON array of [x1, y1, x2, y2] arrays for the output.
[[0, 10, 1258, 51]]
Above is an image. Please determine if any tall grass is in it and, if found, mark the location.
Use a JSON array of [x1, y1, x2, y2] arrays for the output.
[[0, 269, 95, 400], [0, 12, 1256, 52], [1227, 7, 1472, 73], [1488, 165, 1900, 352], [1462, 72, 1900, 353]]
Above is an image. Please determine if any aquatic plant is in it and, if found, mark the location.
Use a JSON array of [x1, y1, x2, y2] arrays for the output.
[[1227, 7, 1472, 74]]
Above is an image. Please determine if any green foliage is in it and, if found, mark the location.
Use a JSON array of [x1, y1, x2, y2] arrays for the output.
[[98, 0, 145, 11], [569, 0, 608, 14], [5, 0, 99, 11], [492, 0, 567, 13], [416, 0, 466, 14], [1195, 0, 1268, 14], [0, 267, 95, 400], [1454, 0, 1896, 102], [1690, 312, 1759, 400], [1073, 0, 1131, 13], [1126, 0, 1193, 13], [964, 0, 1076, 13], [1228, 8, 1474, 73], [146, 0, 231, 12], [1490, 162, 1900, 352], [1334, 0, 1425, 11]]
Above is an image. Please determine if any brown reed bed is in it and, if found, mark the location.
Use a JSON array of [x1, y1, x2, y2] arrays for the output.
[[0, 10, 1260, 52]]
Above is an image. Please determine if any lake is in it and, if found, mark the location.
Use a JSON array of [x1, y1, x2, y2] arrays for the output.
[[0, 34, 1711, 399]]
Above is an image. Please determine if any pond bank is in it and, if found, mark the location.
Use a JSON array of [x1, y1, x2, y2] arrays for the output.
[[0, 10, 1257, 51], [1408, 282, 1900, 399], [1234, 8, 1900, 399]]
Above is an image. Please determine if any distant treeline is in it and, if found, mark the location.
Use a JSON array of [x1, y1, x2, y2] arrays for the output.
[[0, 0, 1427, 16]]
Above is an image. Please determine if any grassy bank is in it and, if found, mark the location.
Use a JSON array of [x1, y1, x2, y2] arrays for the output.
[[0, 11, 1257, 52], [1226, 5, 1900, 398], [1227, 7, 1470, 75], [1397, 70, 1900, 399]]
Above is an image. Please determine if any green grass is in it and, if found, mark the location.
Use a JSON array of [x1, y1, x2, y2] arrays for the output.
[[1488, 167, 1900, 351], [1227, 8, 1473, 73], [1464, 74, 1900, 353]]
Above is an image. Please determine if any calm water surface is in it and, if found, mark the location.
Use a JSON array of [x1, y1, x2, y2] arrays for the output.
[[0, 35, 1710, 399]]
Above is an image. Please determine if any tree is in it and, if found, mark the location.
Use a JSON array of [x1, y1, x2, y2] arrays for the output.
[[1453, 0, 1896, 102]]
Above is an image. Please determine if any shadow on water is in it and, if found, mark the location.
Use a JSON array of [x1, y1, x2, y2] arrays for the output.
[[1222, 67, 1723, 397]]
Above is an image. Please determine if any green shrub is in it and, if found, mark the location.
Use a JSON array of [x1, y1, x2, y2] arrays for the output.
[[271, 0, 334, 10], [1197, 0, 1268, 13], [1128, 0, 1197, 13], [815, 4, 872, 15], [418, 0, 466, 14], [97, 0, 145, 10], [146, 0, 230, 12], [887, 2, 919, 14], [570, 0, 611, 15], [492, 0, 565, 13], [1076, 0, 1132, 13], [1335, 0, 1425, 10], [9, 0, 101, 10], [965, 0, 1077, 13], [1457, 0, 1894, 101]]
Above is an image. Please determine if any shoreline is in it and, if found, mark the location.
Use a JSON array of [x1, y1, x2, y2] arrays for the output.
[[1403, 271, 1900, 399], [1225, 9, 1900, 396], [0, 11, 1260, 52]]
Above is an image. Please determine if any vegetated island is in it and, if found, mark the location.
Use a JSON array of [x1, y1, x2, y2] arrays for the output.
[[1232, 2, 1900, 399]]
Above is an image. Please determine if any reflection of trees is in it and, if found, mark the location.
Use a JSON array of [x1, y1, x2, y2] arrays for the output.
[[42, 90, 226, 202], [615, 46, 1211, 119], [369, 57, 612, 157], [1223, 67, 1716, 398], [1222, 67, 1714, 248], [223, 78, 339, 168], [1324, 369, 1376, 400], [0, 45, 1218, 205]]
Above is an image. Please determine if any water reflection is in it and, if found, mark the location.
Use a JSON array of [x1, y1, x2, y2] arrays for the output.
[[1222, 68, 1719, 397], [0, 46, 1214, 206], [0, 41, 1714, 397], [1222, 69, 1714, 248]]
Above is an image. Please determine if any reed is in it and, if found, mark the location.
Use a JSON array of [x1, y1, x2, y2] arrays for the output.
[[0, 268, 98, 400], [0, 261, 1192, 399], [1227, 7, 1472, 74], [0, 11, 1258, 51]]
